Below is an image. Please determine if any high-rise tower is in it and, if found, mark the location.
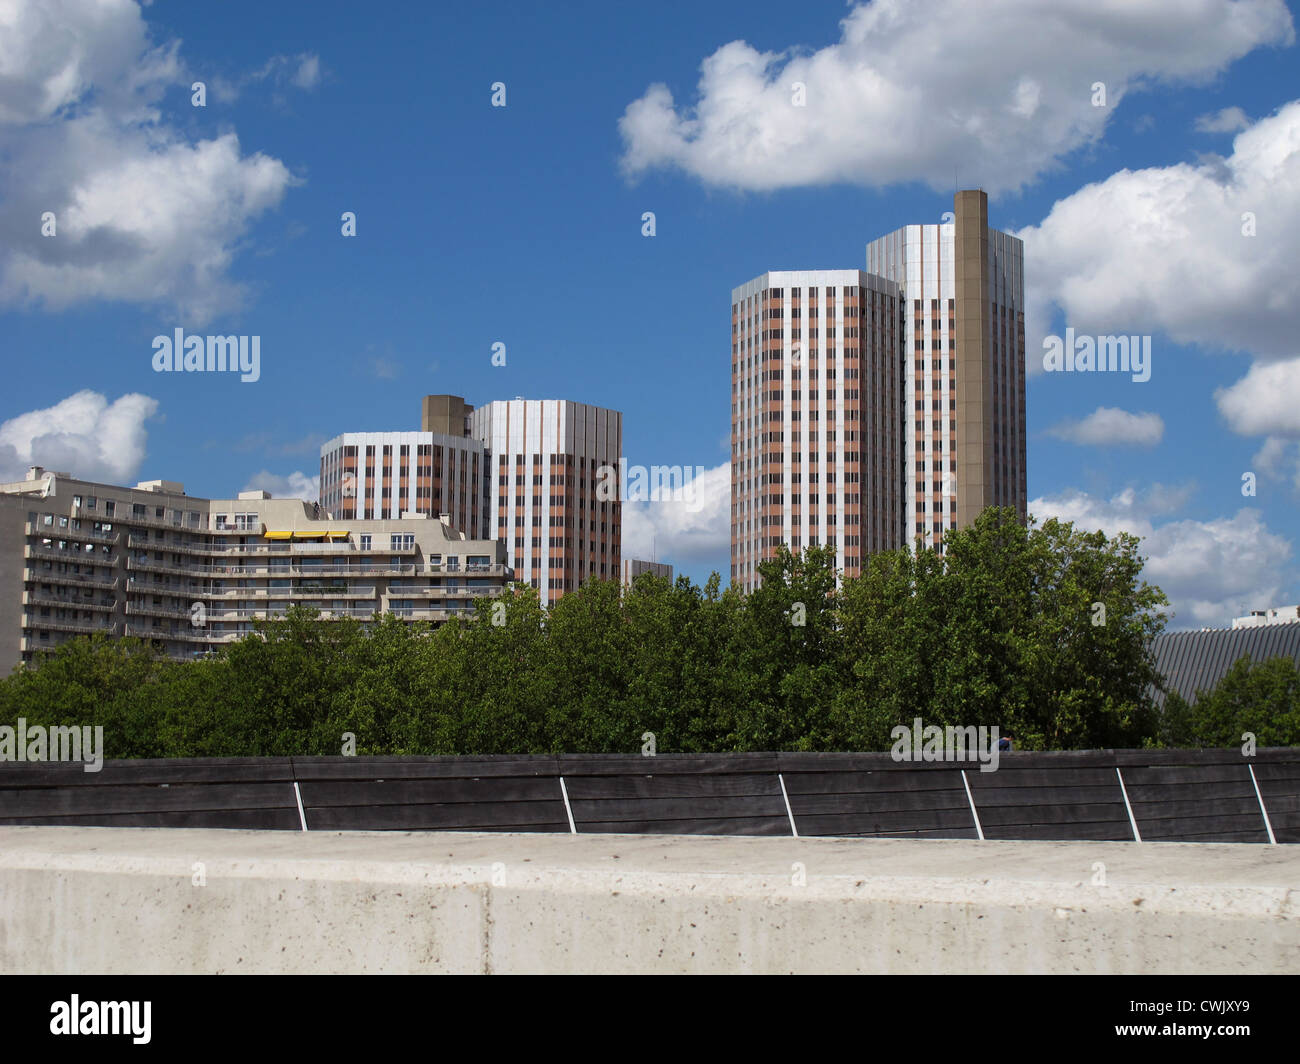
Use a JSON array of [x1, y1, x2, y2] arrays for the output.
[[865, 189, 1026, 549], [732, 191, 1026, 589]]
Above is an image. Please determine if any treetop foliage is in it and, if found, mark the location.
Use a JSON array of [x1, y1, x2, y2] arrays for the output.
[[4, 507, 1293, 756]]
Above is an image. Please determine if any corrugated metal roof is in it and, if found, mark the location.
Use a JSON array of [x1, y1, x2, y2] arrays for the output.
[[1151, 623, 1300, 705]]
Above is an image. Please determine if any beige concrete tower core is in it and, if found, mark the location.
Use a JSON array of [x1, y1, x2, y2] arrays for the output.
[[954, 190, 991, 530], [421, 395, 472, 436]]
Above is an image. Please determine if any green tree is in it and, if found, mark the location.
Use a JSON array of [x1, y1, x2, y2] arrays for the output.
[[834, 508, 1167, 750], [721, 544, 843, 750], [1161, 654, 1300, 747]]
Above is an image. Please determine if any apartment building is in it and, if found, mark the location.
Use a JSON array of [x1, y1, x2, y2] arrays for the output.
[[323, 395, 623, 606], [0, 467, 511, 672], [731, 190, 1026, 590]]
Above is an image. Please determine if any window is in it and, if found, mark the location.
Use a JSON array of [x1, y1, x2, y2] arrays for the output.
[[358, 534, 372, 551]]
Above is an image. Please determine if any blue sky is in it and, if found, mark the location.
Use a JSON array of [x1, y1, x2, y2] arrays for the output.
[[1, 0, 1298, 627]]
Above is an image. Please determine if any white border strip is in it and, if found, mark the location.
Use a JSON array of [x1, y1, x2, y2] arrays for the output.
[[1249, 764, 1278, 845], [1116, 767, 1141, 843], [293, 781, 308, 832], [559, 776, 577, 835], [778, 773, 798, 838], [961, 770, 984, 840]]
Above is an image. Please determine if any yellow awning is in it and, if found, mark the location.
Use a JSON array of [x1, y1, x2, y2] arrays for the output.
[[326, 530, 349, 538], [264, 530, 293, 540], [292, 531, 326, 539]]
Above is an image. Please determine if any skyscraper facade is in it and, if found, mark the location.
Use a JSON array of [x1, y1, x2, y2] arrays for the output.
[[730, 270, 903, 592], [469, 399, 622, 604], [866, 190, 1027, 548], [731, 190, 1026, 589]]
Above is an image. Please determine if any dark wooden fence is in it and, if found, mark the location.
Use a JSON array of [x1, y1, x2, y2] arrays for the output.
[[1, 749, 1297, 843]]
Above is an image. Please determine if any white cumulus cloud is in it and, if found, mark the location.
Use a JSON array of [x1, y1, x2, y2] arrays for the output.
[[1016, 101, 1300, 363], [1031, 486, 1294, 628], [1195, 105, 1251, 132], [1248, 436, 1300, 492], [0, 390, 158, 483], [622, 462, 729, 569], [1215, 356, 1300, 436], [242, 470, 320, 501], [0, 0, 298, 323], [1046, 407, 1164, 447], [619, 0, 1292, 193]]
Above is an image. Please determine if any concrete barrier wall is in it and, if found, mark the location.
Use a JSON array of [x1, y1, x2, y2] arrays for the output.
[[1, 826, 1297, 974]]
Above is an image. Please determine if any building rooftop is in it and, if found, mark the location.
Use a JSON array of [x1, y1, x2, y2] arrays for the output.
[[1152, 624, 1300, 705]]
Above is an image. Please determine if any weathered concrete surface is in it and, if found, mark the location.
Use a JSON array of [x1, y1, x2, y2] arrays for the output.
[[0, 826, 1296, 974]]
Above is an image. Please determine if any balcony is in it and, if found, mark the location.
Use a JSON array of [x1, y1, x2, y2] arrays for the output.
[[386, 607, 472, 621], [121, 511, 206, 532], [200, 605, 379, 622], [386, 585, 501, 599], [136, 581, 209, 596], [24, 543, 111, 564], [23, 592, 117, 612], [125, 556, 206, 578], [26, 521, 121, 545], [199, 542, 345, 557], [124, 624, 223, 644], [419, 562, 508, 576], [263, 541, 356, 555], [205, 562, 418, 577], [232, 586, 379, 599], [124, 601, 196, 621], [384, 584, 445, 598], [286, 585, 378, 599], [25, 568, 119, 591], [203, 541, 417, 557], [201, 606, 292, 622], [23, 616, 120, 635]]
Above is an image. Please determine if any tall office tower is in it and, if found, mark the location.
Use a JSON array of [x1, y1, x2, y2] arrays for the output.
[[730, 269, 903, 592], [732, 191, 1026, 589], [865, 189, 1026, 549], [468, 399, 622, 605]]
